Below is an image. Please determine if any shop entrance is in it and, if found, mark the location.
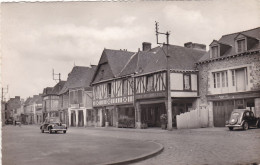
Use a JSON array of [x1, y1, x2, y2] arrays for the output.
[[71, 111, 76, 127], [140, 103, 166, 127], [78, 110, 84, 127], [213, 99, 255, 127]]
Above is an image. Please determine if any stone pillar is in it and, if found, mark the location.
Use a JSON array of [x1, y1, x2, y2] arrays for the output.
[[68, 108, 71, 127], [99, 108, 103, 127], [114, 106, 119, 127], [83, 109, 87, 127], [75, 110, 79, 127], [208, 101, 214, 127], [254, 98, 260, 117], [135, 101, 141, 129]]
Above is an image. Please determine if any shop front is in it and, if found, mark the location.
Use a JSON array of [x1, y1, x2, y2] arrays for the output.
[[207, 91, 260, 127]]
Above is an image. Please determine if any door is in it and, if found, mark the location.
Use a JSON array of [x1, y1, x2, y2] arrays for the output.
[[213, 102, 225, 127], [78, 110, 84, 127]]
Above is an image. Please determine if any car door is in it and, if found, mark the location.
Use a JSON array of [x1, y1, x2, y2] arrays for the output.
[[249, 111, 257, 127]]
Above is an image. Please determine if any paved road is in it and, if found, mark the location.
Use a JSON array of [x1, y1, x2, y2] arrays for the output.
[[2, 125, 260, 165], [2, 125, 161, 165]]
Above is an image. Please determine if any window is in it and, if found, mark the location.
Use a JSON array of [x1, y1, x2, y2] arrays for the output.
[[122, 79, 128, 95], [78, 90, 83, 104], [211, 46, 219, 58], [237, 39, 246, 53], [232, 68, 248, 92], [146, 75, 154, 92], [232, 70, 236, 86], [183, 74, 191, 90], [213, 71, 228, 88], [107, 83, 112, 97]]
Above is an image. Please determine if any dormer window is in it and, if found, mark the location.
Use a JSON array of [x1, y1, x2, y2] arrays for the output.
[[211, 46, 219, 58], [237, 39, 246, 53]]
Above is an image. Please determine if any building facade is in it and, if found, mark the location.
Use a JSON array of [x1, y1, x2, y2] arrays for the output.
[[196, 27, 260, 127], [92, 49, 135, 127], [92, 43, 206, 128], [60, 66, 96, 127], [42, 81, 65, 121]]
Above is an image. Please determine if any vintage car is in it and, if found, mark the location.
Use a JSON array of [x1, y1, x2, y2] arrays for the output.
[[226, 109, 260, 131], [40, 117, 67, 134]]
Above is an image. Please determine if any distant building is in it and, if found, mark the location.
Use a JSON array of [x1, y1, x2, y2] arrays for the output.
[[59, 65, 96, 127], [42, 81, 66, 121], [6, 96, 22, 123], [196, 27, 260, 127]]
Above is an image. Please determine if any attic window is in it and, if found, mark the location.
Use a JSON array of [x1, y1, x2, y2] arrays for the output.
[[211, 46, 219, 58], [237, 39, 246, 53]]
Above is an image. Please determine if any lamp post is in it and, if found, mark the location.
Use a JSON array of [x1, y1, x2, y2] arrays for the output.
[[155, 22, 172, 130]]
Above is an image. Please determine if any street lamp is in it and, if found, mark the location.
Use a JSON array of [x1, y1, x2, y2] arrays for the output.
[[155, 22, 172, 130]]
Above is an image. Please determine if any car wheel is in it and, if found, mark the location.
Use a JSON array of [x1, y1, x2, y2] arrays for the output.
[[55, 131, 57, 134], [228, 127, 233, 131], [49, 128, 52, 134], [63, 130, 66, 134], [243, 122, 249, 130], [41, 129, 44, 133]]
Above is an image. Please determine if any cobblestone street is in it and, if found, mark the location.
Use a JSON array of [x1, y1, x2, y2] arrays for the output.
[[3, 125, 260, 165]]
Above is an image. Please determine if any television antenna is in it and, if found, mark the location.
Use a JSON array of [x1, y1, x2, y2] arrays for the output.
[[52, 69, 61, 82]]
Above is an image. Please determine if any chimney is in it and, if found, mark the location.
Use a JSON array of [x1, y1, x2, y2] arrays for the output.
[[184, 42, 206, 51], [142, 42, 152, 51]]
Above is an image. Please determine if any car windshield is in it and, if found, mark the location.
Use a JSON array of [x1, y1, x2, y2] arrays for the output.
[[231, 112, 240, 116], [49, 118, 60, 123]]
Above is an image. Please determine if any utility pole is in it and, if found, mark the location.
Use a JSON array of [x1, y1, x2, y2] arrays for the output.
[[1, 85, 9, 102], [52, 69, 61, 82], [155, 21, 172, 130], [1, 85, 9, 124]]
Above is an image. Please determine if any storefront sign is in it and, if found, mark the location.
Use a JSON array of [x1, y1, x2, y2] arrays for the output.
[[135, 91, 166, 99], [207, 91, 260, 101]]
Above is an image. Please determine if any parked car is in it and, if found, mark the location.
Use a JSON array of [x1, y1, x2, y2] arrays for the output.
[[5, 118, 14, 125], [40, 117, 67, 134], [226, 109, 260, 131]]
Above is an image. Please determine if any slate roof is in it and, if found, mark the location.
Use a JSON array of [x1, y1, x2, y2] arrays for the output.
[[120, 44, 205, 76], [92, 49, 134, 83], [198, 27, 260, 63], [50, 81, 66, 95], [24, 97, 33, 106], [59, 66, 97, 94], [31, 94, 43, 104], [43, 87, 53, 96]]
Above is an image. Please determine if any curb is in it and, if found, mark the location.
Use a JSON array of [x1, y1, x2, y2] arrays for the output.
[[98, 141, 164, 165]]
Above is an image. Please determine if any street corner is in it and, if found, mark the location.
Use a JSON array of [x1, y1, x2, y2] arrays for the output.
[[101, 141, 164, 165]]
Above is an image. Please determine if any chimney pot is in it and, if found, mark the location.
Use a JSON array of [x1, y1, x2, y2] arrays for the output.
[[184, 42, 206, 51], [142, 42, 152, 51]]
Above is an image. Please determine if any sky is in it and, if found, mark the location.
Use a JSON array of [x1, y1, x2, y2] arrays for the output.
[[1, 0, 260, 100]]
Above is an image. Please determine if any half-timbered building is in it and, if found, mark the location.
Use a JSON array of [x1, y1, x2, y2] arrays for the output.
[[196, 27, 260, 127], [120, 43, 206, 128], [92, 49, 135, 127]]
